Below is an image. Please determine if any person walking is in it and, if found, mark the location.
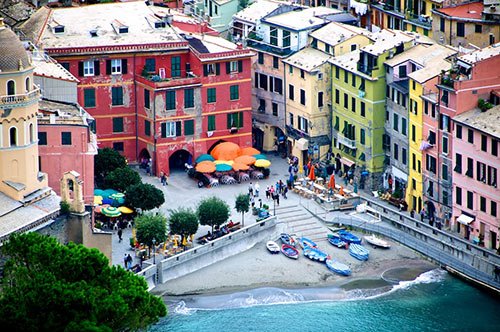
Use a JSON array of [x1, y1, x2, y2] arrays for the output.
[[265, 186, 270, 200], [123, 254, 128, 269], [126, 254, 133, 270], [275, 193, 280, 206], [248, 182, 254, 197], [283, 186, 288, 199], [117, 228, 123, 242], [254, 182, 260, 197]]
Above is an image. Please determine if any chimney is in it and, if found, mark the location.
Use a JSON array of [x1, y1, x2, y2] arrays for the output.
[[236, 42, 243, 50]]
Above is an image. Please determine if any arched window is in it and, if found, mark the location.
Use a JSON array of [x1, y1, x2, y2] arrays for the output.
[[25, 77, 31, 92], [9, 127, 17, 146], [29, 123, 34, 143], [7, 80, 15, 96]]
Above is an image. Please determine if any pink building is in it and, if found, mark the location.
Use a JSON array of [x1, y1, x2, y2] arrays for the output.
[[38, 99, 97, 205], [451, 106, 499, 250]]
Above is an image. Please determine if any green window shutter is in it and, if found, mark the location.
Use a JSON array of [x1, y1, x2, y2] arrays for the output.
[[215, 63, 220, 75], [238, 60, 243, 72], [203, 64, 208, 76], [84, 88, 96, 108], [122, 59, 128, 74], [227, 113, 231, 129], [176, 121, 182, 136], [113, 118, 123, 133], [171, 56, 181, 77], [226, 62, 231, 74], [230, 85, 239, 100], [207, 88, 216, 103], [145, 120, 151, 136], [208, 115, 216, 131], [184, 88, 194, 108], [112, 87, 123, 105], [360, 128, 365, 145], [166, 90, 176, 110], [144, 89, 150, 109], [161, 123, 167, 138], [184, 119, 194, 136], [238, 112, 243, 128]]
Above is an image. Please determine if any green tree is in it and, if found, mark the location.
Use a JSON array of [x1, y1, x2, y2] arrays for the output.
[[95, 148, 127, 186], [197, 197, 230, 233], [0, 232, 166, 331], [169, 208, 199, 247], [235, 193, 250, 227], [105, 166, 141, 192], [126, 183, 165, 211], [135, 213, 168, 256]]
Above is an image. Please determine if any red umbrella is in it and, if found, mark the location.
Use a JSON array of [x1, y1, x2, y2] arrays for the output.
[[328, 174, 336, 189], [308, 164, 316, 181]]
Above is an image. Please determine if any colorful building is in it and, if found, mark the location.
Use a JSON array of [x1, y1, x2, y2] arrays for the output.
[[21, 2, 253, 175], [452, 106, 499, 250], [195, 0, 240, 32], [330, 29, 415, 190], [432, 0, 500, 48]]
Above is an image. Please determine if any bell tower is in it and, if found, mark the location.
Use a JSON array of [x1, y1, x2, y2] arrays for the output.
[[0, 17, 48, 202]]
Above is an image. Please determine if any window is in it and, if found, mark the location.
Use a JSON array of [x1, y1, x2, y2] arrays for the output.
[[113, 118, 123, 133], [7, 80, 15, 95], [84, 88, 96, 108], [335, 89, 340, 104], [411, 125, 416, 142], [334, 116, 339, 130], [351, 97, 356, 113], [166, 90, 176, 110], [298, 116, 308, 133], [289, 64, 293, 74], [318, 92, 324, 108], [300, 70, 305, 79], [402, 148, 407, 165], [457, 22, 465, 37], [171, 56, 181, 77], [274, 77, 283, 94], [273, 56, 279, 69], [361, 102, 365, 117], [466, 157, 473, 177], [111, 59, 122, 74], [283, 30, 291, 47], [270, 27, 278, 46], [184, 88, 194, 108], [61, 62, 70, 71], [203, 63, 219, 76], [161, 122, 178, 138], [467, 129, 474, 144], [401, 117, 407, 136], [259, 73, 268, 90], [410, 99, 418, 115], [83, 61, 95, 76], [480, 196, 487, 212], [360, 129, 365, 145], [467, 191, 474, 209], [393, 113, 399, 131], [427, 155, 437, 174], [272, 102, 278, 116], [493, 139, 498, 156], [300, 89, 306, 106], [343, 93, 348, 109], [412, 153, 416, 170], [481, 134, 487, 152], [428, 181, 434, 197], [207, 88, 216, 103], [38, 132, 47, 145], [442, 164, 449, 181], [443, 191, 448, 206], [455, 153, 462, 173], [477, 161, 486, 182], [258, 52, 264, 64], [184, 119, 194, 136], [154, 21, 166, 29], [398, 65, 407, 78], [111, 142, 123, 152], [289, 113, 294, 127], [418, 160, 421, 173], [492, 201, 498, 217], [456, 186, 462, 205], [145, 58, 156, 73], [440, 18, 445, 32], [344, 70, 348, 83], [412, 178, 416, 190], [442, 136, 448, 154], [227, 60, 241, 73], [325, 44, 330, 53], [487, 166, 497, 187], [475, 24, 482, 33], [230, 85, 239, 100], [351, 74, 356, 87], [227, 112, 243, 128], [144, 89, 150, 109], [335, 66, 340, 79], [208, 115, 216, 131], [428, 131, 436, 145], [145, 120, 151, 136], [61, 132, 72, 145], [456, 124, 462, 139], [111, 87, 123, 105], [394, 143, 399, 160]]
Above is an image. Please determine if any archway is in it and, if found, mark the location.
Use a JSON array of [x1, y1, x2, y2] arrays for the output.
[[138, 148, 151, 169], [252, 127, 264, 151], [207, 139, 226, 155], [169, 149, 192, 173]]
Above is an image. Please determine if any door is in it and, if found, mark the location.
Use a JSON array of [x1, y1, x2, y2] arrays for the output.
[[491, 231, 497, 250]]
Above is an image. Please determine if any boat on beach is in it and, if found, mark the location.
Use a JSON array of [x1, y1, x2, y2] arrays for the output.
[[280, 233, 296, 247], [338, 230, 362, 244], [266, 241, 280, 254], [298, 236, 317, 249], [349, 243, 370, 261], [303, 247, 328, 262], [364, 234, 391, 249], [281, 244, 299, 259], [327, 234, 347, 249], [326, 259, 351, 276]]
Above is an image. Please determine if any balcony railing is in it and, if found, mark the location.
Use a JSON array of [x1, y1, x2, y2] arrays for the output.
[[357, 63, 373, 76], [337, 133, 356, 150], [138, 73, 201, 88], [246, 39, 293, 57], [0, 87, 40, 105], [405, 13, 432, 29]]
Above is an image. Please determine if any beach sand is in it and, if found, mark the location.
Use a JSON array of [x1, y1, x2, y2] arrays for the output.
[[152, 236, 436, 299]]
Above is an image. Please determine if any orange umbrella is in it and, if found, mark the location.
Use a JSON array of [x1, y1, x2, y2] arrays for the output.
[[232, 162, 250, 171], [239, 147, 260, 156], [95, 204, 110, 213], [195, 161, 216, 173], [234, 155, 256, 165], [309, 164, 316, 181], [328, 174, 336, 189], [211, 142, 241, 161]]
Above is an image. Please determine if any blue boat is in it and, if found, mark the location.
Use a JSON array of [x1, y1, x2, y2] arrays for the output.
[[338, 230, 362, 244], [298, 237, 317, 249], [326, 259, 351, 276], [303, 247, 328, 263], [349, 243, 370, 261], [280, 233, 296, 247], [281, 244, 299, 259], [327, 234, 347, 249]]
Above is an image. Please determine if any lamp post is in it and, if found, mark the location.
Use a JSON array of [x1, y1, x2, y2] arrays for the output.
[[152, 238, 156, 265]]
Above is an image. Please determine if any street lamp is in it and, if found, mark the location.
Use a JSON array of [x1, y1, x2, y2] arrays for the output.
[[152, 238, 156, 265]]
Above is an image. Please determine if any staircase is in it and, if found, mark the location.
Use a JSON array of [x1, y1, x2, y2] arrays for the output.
[[275, 205, 328, 243]]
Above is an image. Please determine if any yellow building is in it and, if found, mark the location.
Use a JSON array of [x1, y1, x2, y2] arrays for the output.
[[0, 18, 48, 202]]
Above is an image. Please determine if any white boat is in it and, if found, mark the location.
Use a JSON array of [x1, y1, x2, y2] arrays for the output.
[[266, 241, 280, 254], [364, 234, 391, 249]]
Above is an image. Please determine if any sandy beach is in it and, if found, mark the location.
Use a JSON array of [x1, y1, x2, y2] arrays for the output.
[[152, 235, 436, 299]]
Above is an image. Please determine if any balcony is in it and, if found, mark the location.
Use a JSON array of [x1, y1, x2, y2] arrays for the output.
[[405, 13, 432, 29], [0, 87, 40, 106], [137, 72, 201, 89], [357, 63, 373, 76], [337, 133, 356, 150], [371, 1, 405, 17], [246, 38, 293, 57]]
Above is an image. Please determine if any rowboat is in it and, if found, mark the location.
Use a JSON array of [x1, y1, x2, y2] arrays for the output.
[[303, 247, 328, 263], [338, 230, 362, 244], [281, 244, 299, 259], [266, 241, 280, 254], [298, 236, 317, 249], [327, 234, 347, 249], [364, 234, 391, 249], [280, 233, 296, 247], [326, 259, 351, 276], [349, 243, 370, 261]]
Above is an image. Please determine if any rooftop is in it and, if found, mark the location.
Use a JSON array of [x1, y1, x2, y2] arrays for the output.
[[453, 105, 500, 139], [38, 99, 92, 126], [435, 2, 483, 20], [263, 6, 341, 31], [32, 52, 79, 83], [184, 33, 250, 57], [233, 0, 287, 24], [408, 59, 453, 83], [36, 2, 184, 50], [361, 29, 414, 56], [458, 42, 500, 65], [329, 50, 374, 80], [0, 18, 32, 73], [309, 22, 371, 47], [282, 48, 332, 72]]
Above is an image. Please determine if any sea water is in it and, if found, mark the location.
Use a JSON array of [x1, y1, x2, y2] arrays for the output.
[[150, 269, 500, 332]]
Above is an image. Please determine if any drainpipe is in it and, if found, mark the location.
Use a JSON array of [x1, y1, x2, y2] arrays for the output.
[[134, 54, 139, 162], [153, 92, 157, 177]]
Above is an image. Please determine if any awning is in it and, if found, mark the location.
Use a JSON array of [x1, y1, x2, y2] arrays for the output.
[[296, 138, 309, 151], [420, 140, 433, 151], [340, 156, 355, 167], [457, 214, 474, 225]]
